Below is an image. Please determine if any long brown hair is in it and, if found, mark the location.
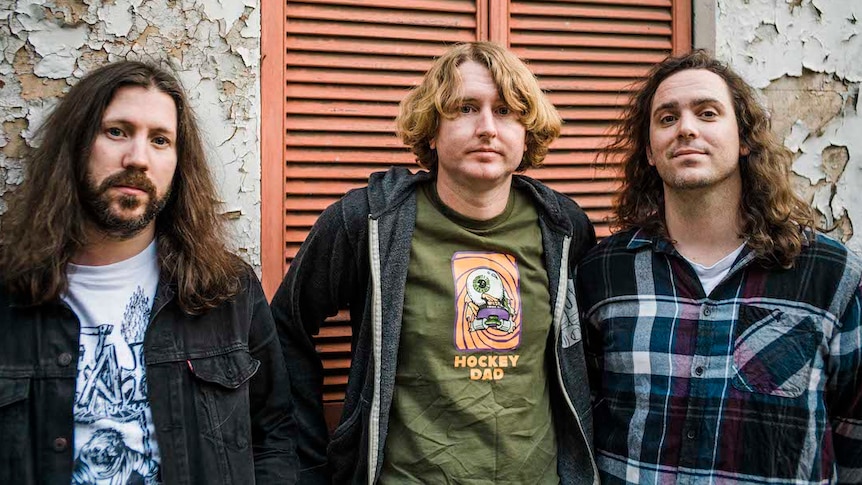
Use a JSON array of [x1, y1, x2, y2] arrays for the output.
[[606, 49, 815, 268], [0, 61, 243, 313], [397, 41, 561, 172]]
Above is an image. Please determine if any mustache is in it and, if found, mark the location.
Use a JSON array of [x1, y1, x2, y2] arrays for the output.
[[94, 169, 156, 197]]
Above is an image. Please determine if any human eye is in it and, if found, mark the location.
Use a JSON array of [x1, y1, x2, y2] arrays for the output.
[[659, 113, 677, 124], [106, 127, 124, 137], [458, 104, 476, 114], [496, 105, 513, 116], [152, 135, 172, 147], [700, 108, 719, 119]]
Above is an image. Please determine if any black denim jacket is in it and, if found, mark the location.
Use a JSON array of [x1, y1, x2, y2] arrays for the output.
[[0, 268, 298, 484]]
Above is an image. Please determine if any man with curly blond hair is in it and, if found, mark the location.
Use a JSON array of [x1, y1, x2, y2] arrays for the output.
[[577, 50, 862, 483], [272, 42, 598, 484]]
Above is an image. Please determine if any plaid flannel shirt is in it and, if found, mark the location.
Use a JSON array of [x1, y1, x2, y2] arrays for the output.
[[577, 228, 862, 484]]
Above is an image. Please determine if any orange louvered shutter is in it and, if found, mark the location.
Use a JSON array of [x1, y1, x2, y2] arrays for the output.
[[260, 0, 691, 430], [263, 0, 485, 430]]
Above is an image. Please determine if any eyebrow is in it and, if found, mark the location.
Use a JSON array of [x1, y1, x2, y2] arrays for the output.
[[653, 97, 724, 113], [102, 118, 177, 137]]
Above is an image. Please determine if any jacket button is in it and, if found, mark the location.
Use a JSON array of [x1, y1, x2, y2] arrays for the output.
[[702, 306, 712, 317], [57, 353, 73, 366], [686, 429, 696, 440], [694, 366, 704, 376], [53, 437, 68, 452]]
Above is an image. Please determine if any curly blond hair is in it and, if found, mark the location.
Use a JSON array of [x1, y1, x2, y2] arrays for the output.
[[397, 41, 561, 172]]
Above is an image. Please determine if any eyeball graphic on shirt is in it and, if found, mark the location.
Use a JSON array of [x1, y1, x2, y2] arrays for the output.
[[452, 252, 521, 351]]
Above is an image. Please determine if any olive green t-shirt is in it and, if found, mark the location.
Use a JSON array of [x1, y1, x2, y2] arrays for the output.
[[379, 182, 558, 484]]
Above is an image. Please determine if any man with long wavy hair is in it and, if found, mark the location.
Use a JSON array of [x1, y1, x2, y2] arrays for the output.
[[272, 42, 598, 483], [0, 61, 298, 483], [577, 50, 862, 483]]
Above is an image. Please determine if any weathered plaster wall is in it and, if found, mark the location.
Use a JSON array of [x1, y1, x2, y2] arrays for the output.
[[0, 0, 263, 269], [716, 0, 862, 253]]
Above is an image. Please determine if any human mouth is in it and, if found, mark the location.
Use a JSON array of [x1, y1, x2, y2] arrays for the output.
[[112, 185, 148, 196], [671, 147, 706, 158]]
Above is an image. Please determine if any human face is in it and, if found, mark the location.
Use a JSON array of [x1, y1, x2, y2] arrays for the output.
[[648, 69, 749, 193], [82, 86, 178, 239], [432, 60, 527, 190]]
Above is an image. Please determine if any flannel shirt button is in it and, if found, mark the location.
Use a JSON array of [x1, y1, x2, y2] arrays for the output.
[[686, 430, 696, 439], [702, 305, 712, 317], [695, 366, 704, 376]]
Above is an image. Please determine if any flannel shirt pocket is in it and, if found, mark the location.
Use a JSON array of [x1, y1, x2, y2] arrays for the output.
[[731, 305, 822, 398]]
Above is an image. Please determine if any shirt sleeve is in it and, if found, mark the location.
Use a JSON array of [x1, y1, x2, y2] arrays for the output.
[[828, 278, 862, 483], [269, 199, 358, 484], [246, 271, 300, 484]]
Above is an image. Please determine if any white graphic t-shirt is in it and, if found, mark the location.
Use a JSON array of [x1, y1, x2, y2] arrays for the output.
[[63, 240, 161, 485]]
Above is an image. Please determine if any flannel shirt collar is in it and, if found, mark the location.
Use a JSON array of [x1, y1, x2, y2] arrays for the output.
[[625, 227, 759, 278]]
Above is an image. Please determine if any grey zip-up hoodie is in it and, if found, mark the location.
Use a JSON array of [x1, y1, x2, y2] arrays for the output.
[[272, 167, 598, 484]]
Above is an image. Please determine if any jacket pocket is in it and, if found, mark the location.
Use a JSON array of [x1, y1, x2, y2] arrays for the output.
[[0, 377, 29, 408], [188, 350, 260, 451], [328, 397, 365, 483], [0, 377, 31, 483], [731, 305, 822, 398]]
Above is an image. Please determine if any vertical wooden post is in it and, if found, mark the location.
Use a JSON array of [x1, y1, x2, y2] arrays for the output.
[[260, 0, 287, 300]]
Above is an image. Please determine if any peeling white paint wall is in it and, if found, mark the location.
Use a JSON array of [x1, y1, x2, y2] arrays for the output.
[[0, 0, 263, 270], [716, 0, 862, 253]]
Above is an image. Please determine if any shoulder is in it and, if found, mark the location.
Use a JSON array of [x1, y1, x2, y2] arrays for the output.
[[798, 233, 862, 280], [579, 228, 641, 266], [512, 175, 591, 230]]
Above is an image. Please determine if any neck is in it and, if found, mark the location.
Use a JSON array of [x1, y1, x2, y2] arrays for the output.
[[664, 183, 745, 266], [72, 224, 157, 266], [435, 173, 513, 220]]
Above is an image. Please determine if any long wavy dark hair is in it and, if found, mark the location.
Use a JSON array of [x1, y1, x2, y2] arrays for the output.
[[606, 49, 815, 268], [0, 61, 243, 313]]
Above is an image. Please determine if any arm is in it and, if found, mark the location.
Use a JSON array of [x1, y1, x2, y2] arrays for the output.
[[246, 272, 300, 483], [270, 199, 360, 484], [575, 266, 603, 407], [828, 280, 862, 483]]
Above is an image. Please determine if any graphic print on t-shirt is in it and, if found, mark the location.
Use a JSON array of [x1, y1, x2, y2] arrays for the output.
[[452, 251, 521, 351], [72, 286, 160, 485]]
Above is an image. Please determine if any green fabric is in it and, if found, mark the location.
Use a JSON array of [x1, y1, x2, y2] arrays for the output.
[[379, 181, 558, 484]]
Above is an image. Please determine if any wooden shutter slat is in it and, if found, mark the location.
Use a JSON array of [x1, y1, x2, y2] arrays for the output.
[[287, 4, 477, 28], [285, 69, 424, 88], [298, 0, 476, 13], [510, 2, 672, 21], [512, 32, 672, 50], [285, 54, 434, 73], [510, 17, 672, 35], [286, 19, 476, 42], [285, 148, 414, 164]]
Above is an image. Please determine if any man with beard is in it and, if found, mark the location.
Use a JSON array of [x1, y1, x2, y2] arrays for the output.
[[577, 50, 862, 483], [0, 61, 298, 484]]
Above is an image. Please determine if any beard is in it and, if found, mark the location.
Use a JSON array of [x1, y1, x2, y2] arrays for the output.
[[81, 169, 172, 239]]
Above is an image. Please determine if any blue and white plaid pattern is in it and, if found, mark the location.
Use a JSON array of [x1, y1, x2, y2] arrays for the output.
[[577, 229, 862, 484]]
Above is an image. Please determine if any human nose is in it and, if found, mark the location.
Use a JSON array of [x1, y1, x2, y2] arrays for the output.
[[122, 135, 150, 170], [475, 108, 497, 138], [677, 112, 698, 139]]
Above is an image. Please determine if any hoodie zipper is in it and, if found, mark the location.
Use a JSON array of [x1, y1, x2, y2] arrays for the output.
[[553, 235, 600, 484], [367, 216, 383, 483]]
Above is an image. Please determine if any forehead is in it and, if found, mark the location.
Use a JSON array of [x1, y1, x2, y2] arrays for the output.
[[103, 85, 178, 130], [455, 60, 498, 95], [651, 69, 734, 111]]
